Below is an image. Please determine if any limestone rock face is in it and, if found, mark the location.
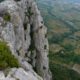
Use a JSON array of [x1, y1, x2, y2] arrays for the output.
[[0, 71, 5, 80], [0, 68, 43, 80], [0, 0, 52, 80]]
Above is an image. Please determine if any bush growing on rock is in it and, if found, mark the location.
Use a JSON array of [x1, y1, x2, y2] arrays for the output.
[[3, 13, 11, 21], [0, 41, 19, 70]]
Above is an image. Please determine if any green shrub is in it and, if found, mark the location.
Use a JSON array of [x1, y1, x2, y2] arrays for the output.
[[0, 61, 8, 70], [3, 13, 11, 21], [0, 41, 19, 70]]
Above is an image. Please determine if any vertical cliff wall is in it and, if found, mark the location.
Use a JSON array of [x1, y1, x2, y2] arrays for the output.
[[0, 0, 52, 80]]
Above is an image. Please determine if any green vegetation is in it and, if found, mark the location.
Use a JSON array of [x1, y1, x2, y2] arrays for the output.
[[3, 13, 11, 21], [49, 62, 80, 80], [0, 41, 19, 70], [49, 34, 64, 44], [49, 50, 80, 65], [49, 51, 80, 80]]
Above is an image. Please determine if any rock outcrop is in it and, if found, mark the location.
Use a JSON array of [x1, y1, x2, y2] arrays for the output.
[[0, 0, 52, 80], [0, 68, 43, 80]]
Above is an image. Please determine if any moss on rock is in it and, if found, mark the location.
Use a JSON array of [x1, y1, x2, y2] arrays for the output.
[[3, 12, 11, 22]]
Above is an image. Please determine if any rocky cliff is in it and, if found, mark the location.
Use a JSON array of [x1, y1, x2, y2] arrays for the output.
[[0, 0, 52, 80]]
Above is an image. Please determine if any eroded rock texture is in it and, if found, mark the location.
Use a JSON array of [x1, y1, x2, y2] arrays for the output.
[[0, 0, 52, 80]]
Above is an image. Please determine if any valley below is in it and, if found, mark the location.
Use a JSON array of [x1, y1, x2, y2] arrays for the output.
[[36, 0, 80, 80]]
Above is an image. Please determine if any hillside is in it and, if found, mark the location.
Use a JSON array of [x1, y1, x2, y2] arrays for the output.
[[36, 0, 80, 80]]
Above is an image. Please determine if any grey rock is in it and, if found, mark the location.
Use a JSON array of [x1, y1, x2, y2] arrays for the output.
[[4, 68, 43, 80], [0, 0, 52, 80], [0, 71, 5, 80]]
